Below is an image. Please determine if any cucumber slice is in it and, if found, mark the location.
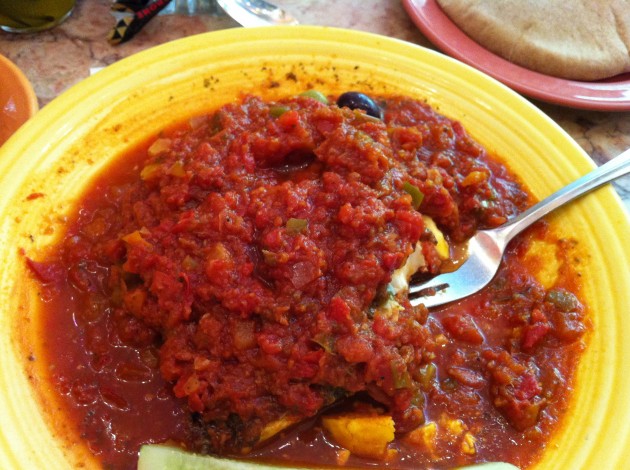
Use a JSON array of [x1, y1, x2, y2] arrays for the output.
[[137, 445, 328, 470], [138, 444, 520, 470]]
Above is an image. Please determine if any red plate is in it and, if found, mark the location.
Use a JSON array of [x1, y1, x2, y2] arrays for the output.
[[403, 0, 630, 111]]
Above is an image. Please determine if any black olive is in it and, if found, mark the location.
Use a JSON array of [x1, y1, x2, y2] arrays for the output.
[[336, 92, 383, 119]]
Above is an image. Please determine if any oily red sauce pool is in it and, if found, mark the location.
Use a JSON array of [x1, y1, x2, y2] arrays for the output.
[[30, 94, 587, 469]]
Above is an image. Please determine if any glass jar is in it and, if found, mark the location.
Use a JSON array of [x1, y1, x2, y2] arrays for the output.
[[0, 0, 76, 33]]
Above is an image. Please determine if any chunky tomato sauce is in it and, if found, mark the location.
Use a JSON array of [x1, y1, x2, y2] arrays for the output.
[[30, 94, 587, 469]]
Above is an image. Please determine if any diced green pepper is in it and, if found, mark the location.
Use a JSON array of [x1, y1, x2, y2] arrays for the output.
[[391, 359, 412, 389], [402, 182, 425, 209], [546, 288, 579, 312], [299, 89, 329, 104], [312, 333, 335, 354], [261, 249, 278, 266], [270, 105, 290, 117], [416, 363, 437, 392], [286, 218, 308, 234]]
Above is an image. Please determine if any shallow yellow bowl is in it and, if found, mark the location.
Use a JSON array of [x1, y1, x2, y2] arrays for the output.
[[0, 26, 628, 469]]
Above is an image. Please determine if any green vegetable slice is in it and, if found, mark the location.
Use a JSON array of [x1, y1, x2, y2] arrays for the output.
[[311, 332, 335, 353], [138, 444, 519, 470], [545, 288, 579, 311], [402, 181, 424, 209], [299, 89, 329, 104], [138, 445, 325, 470], [269, 105, 289, 117], [390, 358, 412, 389], [417, 362, 437, 392], [286, 217, 308, 234]]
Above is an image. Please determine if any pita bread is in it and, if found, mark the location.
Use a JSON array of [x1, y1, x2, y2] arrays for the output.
[[436, 0, 630, 81]]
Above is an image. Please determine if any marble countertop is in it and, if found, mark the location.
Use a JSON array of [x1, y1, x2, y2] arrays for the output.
[[1, 0, 629, 214]]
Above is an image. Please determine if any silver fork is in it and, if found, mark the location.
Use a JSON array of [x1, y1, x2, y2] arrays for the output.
[[409, 148, 630, 308], [216, 0, 299, 26]]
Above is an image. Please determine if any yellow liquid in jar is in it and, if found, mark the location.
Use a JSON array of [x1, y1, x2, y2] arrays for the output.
[[0, 0, 76, 32]]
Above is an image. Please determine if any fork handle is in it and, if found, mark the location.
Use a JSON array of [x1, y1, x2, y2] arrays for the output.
[[494, 148, 630, 245]]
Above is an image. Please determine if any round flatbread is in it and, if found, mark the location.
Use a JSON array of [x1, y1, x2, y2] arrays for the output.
[[436, 0, 630, 81]]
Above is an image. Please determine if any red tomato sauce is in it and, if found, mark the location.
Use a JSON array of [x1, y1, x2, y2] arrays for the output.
[[30, 94, 587, 469]]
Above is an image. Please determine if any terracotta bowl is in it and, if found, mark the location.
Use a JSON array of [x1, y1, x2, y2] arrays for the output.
[[0, 54, 38, 146], [0, 26, 628, 470]]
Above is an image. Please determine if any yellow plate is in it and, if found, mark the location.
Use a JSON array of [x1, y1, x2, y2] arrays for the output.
[[0, 26, 628, 469]]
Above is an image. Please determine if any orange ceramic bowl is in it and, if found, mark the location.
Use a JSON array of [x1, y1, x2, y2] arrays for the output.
[[0, 54, 38, 146]]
